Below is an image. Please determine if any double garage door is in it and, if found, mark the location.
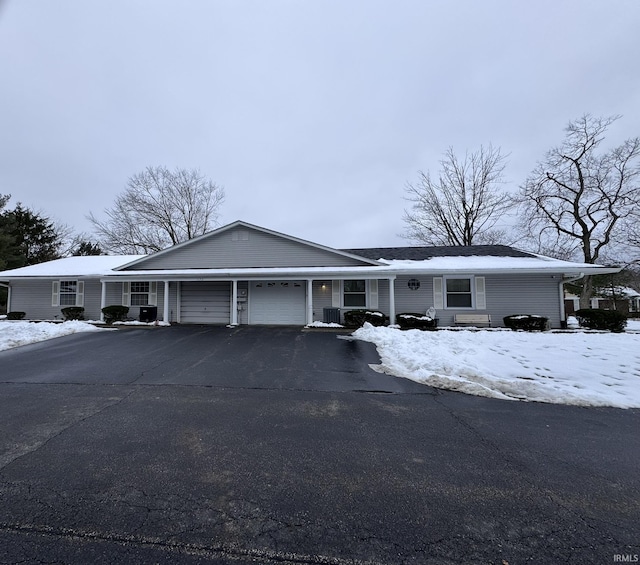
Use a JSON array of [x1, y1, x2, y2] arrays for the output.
[[180, 280, 306, 325]]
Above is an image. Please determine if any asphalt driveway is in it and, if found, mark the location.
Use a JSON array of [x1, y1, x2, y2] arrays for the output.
[[0, 326, 638, 564]]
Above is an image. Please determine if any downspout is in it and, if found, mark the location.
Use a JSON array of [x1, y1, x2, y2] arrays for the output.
[[0, 282, 9, 314], [560, 273, 584, 328]]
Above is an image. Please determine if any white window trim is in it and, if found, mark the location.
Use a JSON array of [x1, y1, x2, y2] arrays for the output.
[[122, 281, 157, 307], [52, 280, 84, 307], [435, 275, 486, 310], [342, 279, 368, 308]]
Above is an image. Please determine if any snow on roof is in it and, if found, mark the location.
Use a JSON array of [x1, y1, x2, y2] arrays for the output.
[[0, 251, 619, 279], [0, 255, 143, 278], [377, 254, 618, 274]]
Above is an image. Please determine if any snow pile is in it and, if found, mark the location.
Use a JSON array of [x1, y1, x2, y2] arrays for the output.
[[113, 320, 171, 327], [305, 321, 344, 328], [352, 324, 640, 408], [0, 321, 107, 352]]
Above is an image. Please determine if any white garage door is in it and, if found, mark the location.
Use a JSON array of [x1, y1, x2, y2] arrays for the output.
[[181, 282, 231, 324], [249, 281, 306, 325]]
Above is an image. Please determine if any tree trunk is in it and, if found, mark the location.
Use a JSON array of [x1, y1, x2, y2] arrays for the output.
[[579, 275, 593, 309]]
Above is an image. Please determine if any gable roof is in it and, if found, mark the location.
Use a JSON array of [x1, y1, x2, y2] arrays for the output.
[[341, 245, 536, 261], [116, 220, 382, 270]]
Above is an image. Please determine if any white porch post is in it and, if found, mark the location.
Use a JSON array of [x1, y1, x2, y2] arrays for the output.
[[163, 280, 170, 322], [100, 281, 107, 322], [231, 280, 238, 325], [306, 279, 313, 326], [176, 281, 181, 323], [388, 277, 396, 325]]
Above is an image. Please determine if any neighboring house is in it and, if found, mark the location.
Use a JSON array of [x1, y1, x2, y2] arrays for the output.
[[565, 287, 640, 317], [0, 220, 620, 328]]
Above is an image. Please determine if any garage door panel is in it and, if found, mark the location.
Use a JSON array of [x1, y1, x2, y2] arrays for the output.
[[250, 281, 306, 325], [181, 282, 230, 324]]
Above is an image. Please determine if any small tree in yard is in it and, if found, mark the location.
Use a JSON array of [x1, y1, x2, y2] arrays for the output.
[[518, 115, 640, 309], [403, 145, 515, 246]]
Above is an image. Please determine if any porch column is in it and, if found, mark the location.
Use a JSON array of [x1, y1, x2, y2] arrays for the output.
[[231, 280, 238, 325], [176, 281, 181, 323], [306, 279, 313, 326], [100, 281, 107, 322], [163, 280, 170, 323], [388, 277, 396, 326]]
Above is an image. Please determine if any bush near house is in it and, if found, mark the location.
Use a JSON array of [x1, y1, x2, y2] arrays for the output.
[[503, 314, 550, 332], [396, 312, 438, 330], [343, 309, 388, 328], [7, 311, 26, 320], [575, 309, 627, 333], [101, 305, 129, 324], [61, 307, 85, 321]]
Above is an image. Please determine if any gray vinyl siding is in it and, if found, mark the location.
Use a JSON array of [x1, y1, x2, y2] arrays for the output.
[[311, 280, 333, 321], [394, 274, 562, 328], [124, 227, 374, 270], [9, 278, 103, 321], [310, 279, 391, 324], [394, 275, 434, 319]]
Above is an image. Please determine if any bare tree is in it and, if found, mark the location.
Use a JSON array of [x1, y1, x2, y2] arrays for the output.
[[403, 145, 514, 246], [518, 114, 640, 308], [89, 167, 225, 254]]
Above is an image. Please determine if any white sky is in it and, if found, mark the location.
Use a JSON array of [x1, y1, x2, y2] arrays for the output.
[[1, 0, 639, 249]]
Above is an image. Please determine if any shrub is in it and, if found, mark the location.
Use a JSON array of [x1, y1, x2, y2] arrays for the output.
[[396, 312, 438, 330], [7, 311, 26, 320], [343, 309, 387, 328], [101, 305, 129, 324], [575, 308, 627, 332], [503, 314, 549, 331], [61, 307, 85, 321]]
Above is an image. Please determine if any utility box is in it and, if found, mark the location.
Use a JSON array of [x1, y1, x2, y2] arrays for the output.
[[139, 306, 158, 323], [323, 307, 341, 324]]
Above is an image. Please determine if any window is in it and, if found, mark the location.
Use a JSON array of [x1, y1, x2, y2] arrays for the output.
[[52, 280, 84, 307], [130, 282, 150, 306], [123, 282, 156, 307], [59, 281, 78, 306], [445, 277, 473, 308], [344, 280, 366, 307]]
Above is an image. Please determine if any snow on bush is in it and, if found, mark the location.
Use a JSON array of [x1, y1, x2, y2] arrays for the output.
[[352, 323, 640, 408]]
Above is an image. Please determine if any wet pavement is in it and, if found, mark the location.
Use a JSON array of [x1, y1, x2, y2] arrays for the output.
[[0, 326, 638, 564]]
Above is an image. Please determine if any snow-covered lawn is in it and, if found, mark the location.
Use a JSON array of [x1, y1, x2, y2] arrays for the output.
[[0, 320, 107, 352], [353, 323, 640, 409]]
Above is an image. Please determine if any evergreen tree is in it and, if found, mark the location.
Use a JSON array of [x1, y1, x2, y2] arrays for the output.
[[0, 202, 63, 269]]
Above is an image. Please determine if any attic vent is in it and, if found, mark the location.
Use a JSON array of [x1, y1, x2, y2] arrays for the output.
[[232, 230, 249, 242]]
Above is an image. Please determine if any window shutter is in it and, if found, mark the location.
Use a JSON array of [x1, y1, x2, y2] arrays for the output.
[[149, 282, 157, 306], [433, 277, 444, 309], [331, 280, 341, 307], [368, 279, 378, 309], [76, 281, 84, 307], [122, 282, 130, 306], [52, 281, 60, 307], [475, 277, 486, 310]]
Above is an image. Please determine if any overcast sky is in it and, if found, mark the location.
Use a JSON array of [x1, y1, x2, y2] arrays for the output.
[[1, 0, 639, 250]]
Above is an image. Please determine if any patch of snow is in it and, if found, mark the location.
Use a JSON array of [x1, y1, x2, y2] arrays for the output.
[[0, 321, 108, 351], [352, 323, 640, 409], [398, 314, 434, 321], [113, 320, 171, 327], [627, 319, 640, 331], [306, 321, 345, 328], [567, 315, 580, 329]]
